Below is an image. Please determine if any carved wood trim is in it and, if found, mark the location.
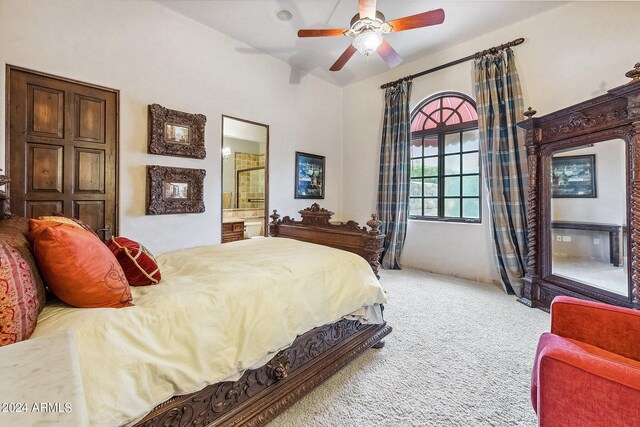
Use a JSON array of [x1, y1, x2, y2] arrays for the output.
[[148, 104, 206, 159], [525, 132, 540, 265], [146, 165, 205, 215], [134, 320, 391, 427], [269, 204, 385, 278], [519, 73, 640, 310], [540, 106, 629, 142], [626, 91, 640, 308]]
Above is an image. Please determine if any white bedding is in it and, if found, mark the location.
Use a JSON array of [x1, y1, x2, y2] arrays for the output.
[[30, 237, 387, 426]]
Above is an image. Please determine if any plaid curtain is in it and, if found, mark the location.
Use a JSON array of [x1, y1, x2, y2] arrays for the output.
[[474, 48, 528, 296], [377, 80, 412, 269]]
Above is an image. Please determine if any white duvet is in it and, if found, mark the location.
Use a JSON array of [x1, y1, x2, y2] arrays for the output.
[[30, 237, 387, 426]]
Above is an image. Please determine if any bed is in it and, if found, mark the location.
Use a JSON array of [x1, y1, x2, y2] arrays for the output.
[[7, 204, 390, 426]]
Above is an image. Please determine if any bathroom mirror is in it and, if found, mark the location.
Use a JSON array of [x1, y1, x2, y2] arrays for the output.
[[549, 139, 628, 297], [221, 116, 268, 243]]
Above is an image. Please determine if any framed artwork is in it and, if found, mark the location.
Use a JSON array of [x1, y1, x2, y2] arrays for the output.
[[148, 104, 207, 159], [146, 165, 206, 214], [551, 154, 597, 198], [295, 152, 325, 199]]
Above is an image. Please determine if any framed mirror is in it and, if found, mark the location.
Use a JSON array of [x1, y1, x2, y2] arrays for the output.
[[221, 116, 269, 243], [546, 139, 629, 304], [519, 74, 640, 310]]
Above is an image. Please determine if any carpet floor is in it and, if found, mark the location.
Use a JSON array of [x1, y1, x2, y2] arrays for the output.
[[270, 268, 550, 427]]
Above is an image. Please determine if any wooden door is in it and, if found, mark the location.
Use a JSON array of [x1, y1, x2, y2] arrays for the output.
[[7, 66, 118, 240]]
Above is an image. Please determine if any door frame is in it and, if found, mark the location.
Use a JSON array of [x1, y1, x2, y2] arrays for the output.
[[5, 64, 120, 235]]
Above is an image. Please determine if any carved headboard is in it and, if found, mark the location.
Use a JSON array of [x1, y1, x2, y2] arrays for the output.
[[269, 204, 385, 278]]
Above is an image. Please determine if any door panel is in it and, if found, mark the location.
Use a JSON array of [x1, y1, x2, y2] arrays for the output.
[[75, 148, 105, 193], [26, 201, 63, 218], [75, 94, 105, 143], [73, 200, 105, 232], [8, 67, 118, 241], [27, 85, 64, 138], [27, 143, 63, 192]]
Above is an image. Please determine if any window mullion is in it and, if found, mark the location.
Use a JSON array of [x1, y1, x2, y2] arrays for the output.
[[438, 133, 444, 217], [459, 131, 463, 218], [421, 136, 425, 217]]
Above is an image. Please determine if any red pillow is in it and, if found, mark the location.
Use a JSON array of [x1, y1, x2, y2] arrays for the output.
[[0, 242, 42, 346], [107, 237, 161, 286], [28, 220, 133, 308]]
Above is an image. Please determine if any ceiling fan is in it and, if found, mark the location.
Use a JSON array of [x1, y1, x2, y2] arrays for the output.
[[297, 0, 445, 72]]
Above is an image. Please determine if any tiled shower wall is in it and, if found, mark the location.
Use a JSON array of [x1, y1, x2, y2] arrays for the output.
[[235, 153, 265, 209]]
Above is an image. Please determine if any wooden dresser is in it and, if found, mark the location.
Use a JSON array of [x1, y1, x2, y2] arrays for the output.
[[222, 221, 244, 243]]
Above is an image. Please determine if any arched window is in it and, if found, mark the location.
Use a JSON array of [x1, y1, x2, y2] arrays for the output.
[[409, 92, 481, 222]]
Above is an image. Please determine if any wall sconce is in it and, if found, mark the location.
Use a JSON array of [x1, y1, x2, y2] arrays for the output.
[[222, 147, 231, 161]]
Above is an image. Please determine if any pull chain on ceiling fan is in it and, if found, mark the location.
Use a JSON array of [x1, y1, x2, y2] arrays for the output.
[[297, 0, 445, 71]]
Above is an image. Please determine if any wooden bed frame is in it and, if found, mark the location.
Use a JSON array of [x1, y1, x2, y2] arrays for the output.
[[134, 204, 390, 426], [269, 203, 385, 278]]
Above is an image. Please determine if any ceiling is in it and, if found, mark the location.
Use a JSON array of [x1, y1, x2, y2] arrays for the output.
[[156, 0, 565, 87]]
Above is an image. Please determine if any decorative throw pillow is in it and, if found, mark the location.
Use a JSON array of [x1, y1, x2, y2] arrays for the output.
[[0, 216, 47, 312], [28, 220, 133, 308], [38, 215, 84, 230], [0, 242, 42, 346], [44, 213, 101, 239], [107, 237, 161, 286]]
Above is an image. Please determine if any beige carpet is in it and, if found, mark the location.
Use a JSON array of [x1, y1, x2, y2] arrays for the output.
[[553, 255, 628, 296], [270, 268, 550, 426]]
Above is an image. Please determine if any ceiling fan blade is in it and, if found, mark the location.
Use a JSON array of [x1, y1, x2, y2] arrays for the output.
[[359, 0, 377, 19], [297, 28, 346, 38], [330, 45, 357, 72], [377, 40, 403, 68], [387, 9, 445, 32]]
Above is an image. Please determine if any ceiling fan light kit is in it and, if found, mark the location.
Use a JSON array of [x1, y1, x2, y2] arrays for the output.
[[297, 0, 445, 71], [352, 30, 383, 56]]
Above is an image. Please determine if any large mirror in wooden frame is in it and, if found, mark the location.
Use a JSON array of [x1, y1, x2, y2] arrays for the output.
[[518, 69, 640, 310], [549, 139, 627, 298]]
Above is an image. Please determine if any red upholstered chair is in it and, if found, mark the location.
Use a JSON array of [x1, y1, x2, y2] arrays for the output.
[[531, 296, 640, 426]]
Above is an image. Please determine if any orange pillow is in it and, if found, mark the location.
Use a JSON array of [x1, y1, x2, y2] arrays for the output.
[[28, 220, 133, 308]]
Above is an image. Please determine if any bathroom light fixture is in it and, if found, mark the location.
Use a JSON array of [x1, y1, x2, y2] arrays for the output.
[[222, 147, 231, 161]]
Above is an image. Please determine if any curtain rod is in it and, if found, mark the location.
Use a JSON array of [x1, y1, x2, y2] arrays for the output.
[[380, 37, 525, 89]]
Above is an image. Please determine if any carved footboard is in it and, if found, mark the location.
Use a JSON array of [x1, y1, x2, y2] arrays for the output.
[[269, 204, 384, 278], [135, 320, 391, 427]]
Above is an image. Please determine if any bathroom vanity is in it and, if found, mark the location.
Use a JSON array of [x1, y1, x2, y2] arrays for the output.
[[222, 220, 244, 243]]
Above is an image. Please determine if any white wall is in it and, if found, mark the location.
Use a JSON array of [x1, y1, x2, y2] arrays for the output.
[[342, 2, 640, 285], [0, 0, 343, 254]]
